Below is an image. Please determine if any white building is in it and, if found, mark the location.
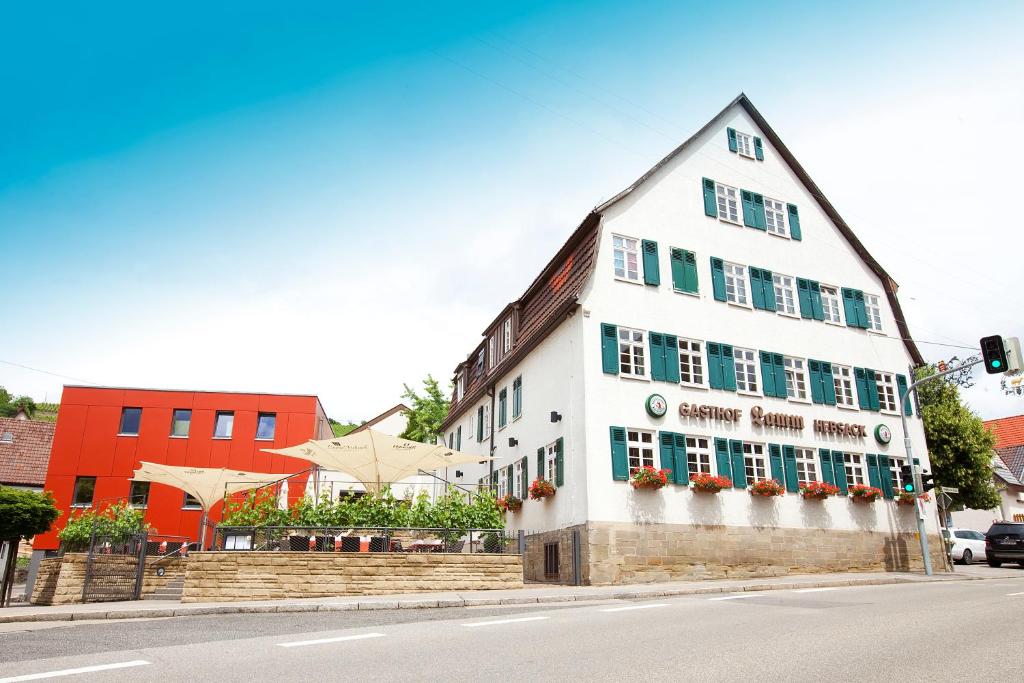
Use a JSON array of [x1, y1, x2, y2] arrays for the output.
[[441, 94, 943, 585]]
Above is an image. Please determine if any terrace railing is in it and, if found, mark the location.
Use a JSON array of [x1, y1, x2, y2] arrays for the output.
[[212, 526, 521, 555]]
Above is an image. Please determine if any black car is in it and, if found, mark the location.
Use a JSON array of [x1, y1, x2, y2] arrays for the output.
[[984, 522, 1024, 567]]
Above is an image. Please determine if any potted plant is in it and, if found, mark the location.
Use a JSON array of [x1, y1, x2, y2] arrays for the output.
[[630, 465, 671, 490], [798, 481, 840, 500], [529, 478, 556, 501], [689, 473, 732, 493], [848, 484, 883, 502], [749, 479, 785, 497], [895, 491, 930, 506], [496, 494, 523, 513]]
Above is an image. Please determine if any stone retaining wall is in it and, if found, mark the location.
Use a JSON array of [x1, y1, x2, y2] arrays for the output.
[[30, 557, 62, 605], [181, 552, 524, 603], [30, 554, 186, 605]]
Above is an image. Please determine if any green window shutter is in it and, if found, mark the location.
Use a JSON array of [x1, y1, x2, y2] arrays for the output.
[[831, 451, 848, 494], [555, 437, 564, 487], [730, 439, 746, 488], [866, 454, 882, 490], [520, 456, 529, 497], [664, 334, 680, 383], [878, 455, 894, 499], [865, 369, 880, 411], [797, 278, 814, 319], [772, 352, 787, 399], [659, 432, 676, 474], [711, 257, 727, 301], [507, 465, 514, 494], [896, 374, 912, 416], [760, 351, 777, 398], [854, 290, 869, 329], [819, 449, 835, 485], [760, 268, 776, 311], [769, 444, 784, 483], [498, 389, 507, 428], [821, 362, 836, 405], [682, 250, 699, 293], [601, 323, 619, 374], [809, 281, 825, 321], [670, 248, 686, 292], [649, 332, 666, 381], [456, 426, 461, 450], [610, 427, 628, 481], [854, 367, 870, 409], [537, 447, 545, 482], [787, 203, 802, 241], [707, 342, 724, 390], [642, 240, 660, 286], [703, 178, 718, 217], [492, 470, 499, 488], [782, 445, 799, 492], [754, 136, 764, 161], [476, 406, 484, 442], [842, 288, 861, 328], [512, 377, 522, 418], [721, 344, 737, 392], [749, 267, 766, 309], [673, 433, 688, 485], [809, 360, 824, 404], [727, 127, 738, 152], [741, 190, 757, 228], [753, 193, 767, 230], [714, 438, 732, 480]]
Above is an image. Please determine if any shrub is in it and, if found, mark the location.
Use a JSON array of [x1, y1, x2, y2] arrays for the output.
[[58, 502, 148, 551]]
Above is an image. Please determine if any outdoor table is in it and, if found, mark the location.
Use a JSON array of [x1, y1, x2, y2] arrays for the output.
[[407, 540, 444, 553]]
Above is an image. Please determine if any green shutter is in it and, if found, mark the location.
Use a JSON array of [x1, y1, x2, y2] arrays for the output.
[[760, 268, 776, 311], [760, 351, 777, 399], [797, 278, 814, 319], [714, 438, 732, 481], [642, 240, 660, 286], [703, 178, 718, 217], [520, 456, 529, 497], [730, 439, 746, 488], [865, 369, 880, 411], [711, 257, 726, 301], [610, 427, 628, 481], [866, 454, 882, 490], [673, 433, 688, 485], [831, 451, 848, 494], [555, 437, 564, 487], [782, 445, 799, 492], [896, 374, 912, 416], [671, 249, 698, 293], [821, 361, 837, 405], [649, 332, 666, 381], [754, 137, 764, 161], [707, 342, 724, 390], [727, 128, 738, 153], [842, 288, 861, 328], [498, 389, 507, 428], [753, 193, 767, 230], [507, 465, 514, 494], [722, 344, 737, 392], [492, 470, 499, 488], [742, 190, 757, 228], [772, 353, 787, 399], [749, 267, 766, 309], [664, 334, 680, 383], [456, 426, 461, 450], [670, 248, 686, 292], [819, 449, 835, 485], [659, 432, 675, 475], [878, 454, 894, 499], [787, 203, 802, 240], [855, 367, 871, 409], [769, 444, 784, 483], [601, 323, 619, 374], [809, 281, 825, 321], [537, 446, 545, 481], [476, 406, 484, 442], [809, 360, 825, 404], [854, 290, 869, 329]]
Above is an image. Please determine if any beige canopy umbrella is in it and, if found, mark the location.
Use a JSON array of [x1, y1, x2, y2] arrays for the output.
[[262, 429, 493, 493]]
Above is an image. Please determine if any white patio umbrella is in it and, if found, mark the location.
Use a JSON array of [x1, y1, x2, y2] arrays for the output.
[[262, 429, 493, 493], [278, 479, 289, 511]]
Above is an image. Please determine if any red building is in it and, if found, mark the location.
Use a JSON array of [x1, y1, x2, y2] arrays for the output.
[[34, 386, 330, 551]]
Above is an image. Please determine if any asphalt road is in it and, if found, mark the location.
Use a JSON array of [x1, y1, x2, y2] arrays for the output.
[[1, 579, 1022, 682]]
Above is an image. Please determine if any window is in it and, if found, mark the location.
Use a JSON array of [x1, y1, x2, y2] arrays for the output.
[[497, 388, 507, 429], [170, 409, 191, 437], [474, 349, 485, 377], [773, 273, 797, 316], [832, 365, 856, 409], [794, 448, 818, 485], [456, 426, 462, 450], [546, 441, 559, 482], [887, 456, 908, 493], [783, 356, 809, 401], [716, 183, 740, 223], [626, 429, 655, 472], [723, 261, 748, 305], [864, 294, 883, 332], [213, 411, 234, 439], [734, 130, 753, 157], [497, 467, 509, 499], [618, 327, 646, 378], [820, 285, 843, 324], [733, 347, 759, 394], [742, 442, 767, 482], [71, 476, 96, 507], [513, 459, 525, 498], [182, 493, 202, 510], [119, 407, 142, 436], [256, 413, 276, 440], [488, 335, 496, 369], [686, 435, 712, 477], [455, 372, 465, 401], [843, 453, 866, 487], [481, 404, 491, 440], [678, 338, 705, 387], [763, 197, 788, 237], [129, 481, 150, 508], [875, 372, 899, 413], [512, 376, 522, 420], [502, 317, 513, 353], [612, 235, 642, 282], [0, 432, 13, 444]]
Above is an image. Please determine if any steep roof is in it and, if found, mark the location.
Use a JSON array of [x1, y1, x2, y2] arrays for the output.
[[997, 445, 1024, 484], [0, 417, 55, 487], [985, 415, 1024, 449], [348, 403, 410, 435]]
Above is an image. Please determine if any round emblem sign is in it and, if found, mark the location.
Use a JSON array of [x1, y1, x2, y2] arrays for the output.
[[646, 394, 668, 418], [874, 424, 892, 445]]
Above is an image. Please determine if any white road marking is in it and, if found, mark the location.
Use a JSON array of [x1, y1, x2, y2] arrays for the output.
[[0, 660, 149, 682], [601, 603, 669, 612], [1005, 591, 1024, 596], [793, 587, 838, 593], [708, 594, 758, 601], [461, 616, 549, 627], [277, 633, 385, 648]]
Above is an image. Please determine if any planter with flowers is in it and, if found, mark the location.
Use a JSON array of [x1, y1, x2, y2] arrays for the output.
[[749, 479, 785, 497], [631, 466, 671, 490], [496, 494, 523, 513], [895, 491, 930, 506], [848, 484, 883, 503], [799, 481, 840, 500], [528, 478, 556, 501], [689, 473, 732, 493]]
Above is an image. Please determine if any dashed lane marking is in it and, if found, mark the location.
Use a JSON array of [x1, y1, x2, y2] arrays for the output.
[[601, 603, 669, 612], [0, 660, 150, 682], [793, 587, 838, 593], [278, 633, 386, 648], [707, 594, 758, 601], [461, 616, 549, 627]]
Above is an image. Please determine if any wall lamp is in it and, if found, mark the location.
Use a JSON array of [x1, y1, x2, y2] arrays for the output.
[[455, 470, 464, 478], [550, 411, 562, 423], [508, 437, 518, 447]]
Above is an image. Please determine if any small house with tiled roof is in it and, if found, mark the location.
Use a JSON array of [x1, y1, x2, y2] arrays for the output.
[[984, 414, 1024, 450], [0, 417, 55, 490]]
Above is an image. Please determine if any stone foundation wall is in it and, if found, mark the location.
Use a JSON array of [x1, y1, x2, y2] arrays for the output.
[[181, 552, 524, 603], [584, 522, 947, 585], [140, 558, 185, 596], [523, 526, 584, 584], [30, 554, 184, 605], [30, 557, 62, 605]]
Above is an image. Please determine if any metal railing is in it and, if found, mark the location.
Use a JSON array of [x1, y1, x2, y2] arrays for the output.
[[212, 526, 520, 554]]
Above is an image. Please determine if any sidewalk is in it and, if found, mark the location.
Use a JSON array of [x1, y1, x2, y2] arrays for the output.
[[1, 569, 991, 624]]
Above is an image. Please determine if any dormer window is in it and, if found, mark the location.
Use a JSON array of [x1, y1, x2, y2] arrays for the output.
[[0, 432, 13, 444], [455, 372, 465, 401]]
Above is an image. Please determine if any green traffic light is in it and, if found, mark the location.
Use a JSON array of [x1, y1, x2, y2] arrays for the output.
[[993, 360, 1002, 368], [904, 483, 915, 492]]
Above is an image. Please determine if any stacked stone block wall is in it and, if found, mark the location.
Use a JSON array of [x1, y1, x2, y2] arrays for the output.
[[30, 557, 62, 605]]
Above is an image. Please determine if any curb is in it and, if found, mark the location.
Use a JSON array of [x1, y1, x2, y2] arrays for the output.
[[0, 575, 974, 625]]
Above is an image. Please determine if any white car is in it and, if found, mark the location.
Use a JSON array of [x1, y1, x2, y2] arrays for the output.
[[942, 527, 988, 564]]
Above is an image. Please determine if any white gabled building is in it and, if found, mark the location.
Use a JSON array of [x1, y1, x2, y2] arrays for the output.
[[441, 94, 943, 585]]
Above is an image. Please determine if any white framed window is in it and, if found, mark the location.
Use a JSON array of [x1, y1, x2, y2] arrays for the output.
[[546, 441, 559, 482], [743, 442, 768, 482], [513, 459, 524, 498], [820, 285, 843, 325], [875, 371, 899, 413], [456, 372, 465, 401], [783, 356, 809, 402], [864, 294, 883, 332], [887, 455, 908, 492], [686, 435, 712, 477], [481, 404, 491, 440], [843, 453, 867, 488], [618, 327, 646, 378], [832, 364, 857, 409], [678, 338, 706, 387], [488, 335, 496, 369], [502, 317, 513, 353], [734, 130, 754, 158], [773, 273, 798, 316], [794, 448, 818, 485], [474, 349, 485, 377], [723, 261, 748, 306], [626, 429, 655, 472], [612, 235, 642, 282], [764, 197, 788, 237], [497, 467, 509, 499], [734, 347, 759, 394], [716, 183, 740, 224]]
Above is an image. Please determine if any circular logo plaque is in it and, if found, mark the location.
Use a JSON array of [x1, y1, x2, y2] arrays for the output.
[[646, 394, 668, 418], [874, 424, 892, 445]]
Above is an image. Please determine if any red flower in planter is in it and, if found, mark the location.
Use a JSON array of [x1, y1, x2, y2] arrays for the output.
[[496, 494, 523, 513], [749, 479, 785, 497], [689, 473, 733, 493], [848, 484, 883, 502], [528, 478, 556, 501], [630, 465, 671, 490], [798, 481, 840, 500], [895, 491, 930, 506]]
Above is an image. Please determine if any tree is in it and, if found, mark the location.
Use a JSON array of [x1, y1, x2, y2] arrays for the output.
[[0, 486, 59, 541], [399, 375, 450, 444], [915, 365, 1000, 511], [328, 418, 361, 437], [0, 387, 37, 418]]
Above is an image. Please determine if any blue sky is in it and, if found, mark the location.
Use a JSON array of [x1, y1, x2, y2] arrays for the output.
[[2, 1, 1022, 420]]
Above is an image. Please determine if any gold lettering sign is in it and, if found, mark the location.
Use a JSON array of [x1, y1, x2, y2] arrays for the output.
[[678, 403, 742, 422], [812, 419, 867, 438], [749, 406, 804, 430]]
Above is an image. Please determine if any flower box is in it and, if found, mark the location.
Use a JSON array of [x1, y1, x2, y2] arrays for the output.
[[528, 478, 556, 501], [895, 491, 930, 506], [496, 494, 523, 513], [749, 479, 785, 497], [689, 473, 732, 493], [848, 484, 883, 502], [630, 465, 671, 490], [798, 481, 840, 500]]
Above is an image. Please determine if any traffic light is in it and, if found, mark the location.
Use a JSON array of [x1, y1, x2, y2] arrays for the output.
[[981, 335, 1009, 374], [899, 464, 915, 493], [920, 472, 936, 493]]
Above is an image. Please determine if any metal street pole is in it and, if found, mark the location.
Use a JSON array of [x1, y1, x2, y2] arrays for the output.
[[899, 357, 983, 576]]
